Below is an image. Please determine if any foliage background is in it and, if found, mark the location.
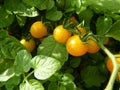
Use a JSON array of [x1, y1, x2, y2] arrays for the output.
[[0, 0, 120, 90]]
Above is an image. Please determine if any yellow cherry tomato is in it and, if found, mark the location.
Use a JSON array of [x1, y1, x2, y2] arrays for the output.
[[30, 21, 47, 38], [20, 38, 35, 52], [86, 39, 100, 54], [53, 25, 72, 43], [106, 54, 120, 73], [66, 35, 88, 56]]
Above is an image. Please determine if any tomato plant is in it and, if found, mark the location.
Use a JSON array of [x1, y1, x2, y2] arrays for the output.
[[1, 0, 120, 90]]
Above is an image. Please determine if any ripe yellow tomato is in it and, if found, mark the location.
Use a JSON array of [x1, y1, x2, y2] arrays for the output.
[[106, 54, 120, 73], [30, 21, 47, 38], [20, 38, 35, 52], [53, 25, 72, 43], [86, 39, 100, 54], [66, 35, 88, 56]]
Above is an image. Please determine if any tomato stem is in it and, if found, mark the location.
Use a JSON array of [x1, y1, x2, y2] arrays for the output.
[[100, 44, 119, 90], [23, 70, 35, 82]]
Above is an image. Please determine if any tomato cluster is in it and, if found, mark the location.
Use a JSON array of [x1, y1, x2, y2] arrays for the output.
[[53, 24, 100, 57], [20, 21, 48, 52], [19, 15, 101, 55], [20, 18, 100, 57]]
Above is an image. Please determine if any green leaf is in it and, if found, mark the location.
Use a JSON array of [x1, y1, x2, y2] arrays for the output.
[[37, 35, 68, 64], [5, 76, 21, 90], [62, 73, 75, 82], [14, 50, 32, 75], [96, 16, 112, 35], [69, 57, 81, 68], [23, 0, 54, 10], [75, 0, 82, 14], [20, 79, 44, 90], [55, 0, 65, 11], [69, 0, 82, 14], [0, 35, 25, 59], [107, 13, 120, 20], [0, 30, 8, 38], [31, 55, 61, 80], [57, 84, 66, 90], [78, 8, 93, 27], [64, 0, 81, 13], [88, 52, 105, 62], [0, 30, 25, 59], [0, 8, 14, 28], [62, 82, 76, 90], [106, 20, 120, 41], [80, 66, 106, 87], [48, 82, 58, 90], [0, 30, 8, 58], [49, 73, 76, 90], [4, 0, 38, 17], [48, 72, 62, 82], [46, 7, 63, 21], [60, 73, 76, 90], [0, 67, 15, 82], [82, 0, 120, 13], [0, 58, 13, 73], [0, 82, 5, 87], [16, 15, 27, 27]]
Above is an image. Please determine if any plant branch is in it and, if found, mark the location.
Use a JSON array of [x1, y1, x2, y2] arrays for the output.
[[100, 44, 119, 90], [23, 70, 35, 82]]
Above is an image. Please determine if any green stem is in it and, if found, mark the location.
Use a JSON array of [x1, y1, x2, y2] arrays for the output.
[[23, 70, 35, 82], [100, 44, 119, 90]]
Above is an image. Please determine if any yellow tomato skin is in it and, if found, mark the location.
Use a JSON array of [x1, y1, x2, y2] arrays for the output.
[[106, 54, 120, 80], [30, 21, 47, 38], [53, 25, 72, 43], [107, 54, 120, 73], [86, 39, 100, 54], [66, 35, 88, 56], [20, 38, 35, 52]]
